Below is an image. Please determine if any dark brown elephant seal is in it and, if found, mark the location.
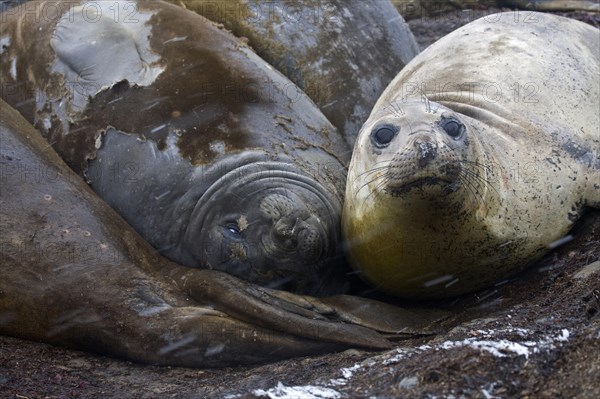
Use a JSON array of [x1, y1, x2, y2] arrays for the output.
[[0, 0, 351, 295], [1, 98, 453, 366], [169, 0, 419, 144], [343, 12, 600, 298]]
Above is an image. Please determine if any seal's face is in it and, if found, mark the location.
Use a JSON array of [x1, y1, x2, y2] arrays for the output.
[[343, 98, 492, 297], [349, 99, 478, 209], [185, 161, 344, 295]]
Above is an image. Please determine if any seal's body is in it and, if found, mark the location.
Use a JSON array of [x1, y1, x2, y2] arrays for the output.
[[0, 0, 351, 294], [0, 98, 400, 367], [169, 0, 419, 144], [343, 12, 600, 298]]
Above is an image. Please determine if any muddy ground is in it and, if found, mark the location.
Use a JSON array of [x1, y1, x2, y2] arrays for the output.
[[1, 6, 599, 399]]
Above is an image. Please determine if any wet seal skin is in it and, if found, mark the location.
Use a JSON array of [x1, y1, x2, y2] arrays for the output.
[[392, 0, 600, 20], [1, 97, 453, 367], [168, 0, 420, 145], [0, 0, 353, 295], [343, 12, 600, 298]]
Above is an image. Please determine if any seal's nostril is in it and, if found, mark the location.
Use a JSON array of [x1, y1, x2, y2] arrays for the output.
[[273, 217, 300, 250], [415, 140, 437, 168], [274, 217, 294, 236], [271, 215, 328, 258]]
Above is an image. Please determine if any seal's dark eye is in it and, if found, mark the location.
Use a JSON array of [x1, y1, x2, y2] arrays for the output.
[[225, 223, 241, 236], [371, 125, 398, 147], [440, 118, 465, 139]]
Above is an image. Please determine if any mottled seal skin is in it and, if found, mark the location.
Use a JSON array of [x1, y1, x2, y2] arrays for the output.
[[169, 0, 419, 144], [0, 0, 352, 295], [1, 98, 404, 367], [500, 0, 600, 11], [392, 0, 599, 20], [343, 12, 600, 298], [0, 0, 28, 12]]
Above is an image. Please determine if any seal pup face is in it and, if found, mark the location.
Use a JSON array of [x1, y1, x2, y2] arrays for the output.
[[348, 98, 485, 212], [184, 160, 344, 295], [342, 97, 493, 298]]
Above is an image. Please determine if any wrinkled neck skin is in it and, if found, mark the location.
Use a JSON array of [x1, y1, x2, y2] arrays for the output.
[[432, 92, 598, 235], [88, 130, 347, 295]]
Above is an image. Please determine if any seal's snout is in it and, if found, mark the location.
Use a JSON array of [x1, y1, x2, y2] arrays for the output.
[[274, 215, 326, 263], [415, 138, 438, 168], [261, 193, 329, 263], [273, 216, 301, 249], [272, 213, 326, 258]]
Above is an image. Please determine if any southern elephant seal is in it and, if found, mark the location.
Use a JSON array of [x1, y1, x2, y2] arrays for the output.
[[168, 0, 419, 144], [343, 12, 600, 298], [2, 97, 433, 367], [0, 0, 350, 295]]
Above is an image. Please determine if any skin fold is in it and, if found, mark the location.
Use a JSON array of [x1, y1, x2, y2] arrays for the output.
[[3, 97, 439, 367], [0, 0, 353, 295]]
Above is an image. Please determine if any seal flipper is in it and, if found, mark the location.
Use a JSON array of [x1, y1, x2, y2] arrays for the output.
[[248, 289, 450, 337], [318, 295, 450, 337], [170, 269, 393, 350]]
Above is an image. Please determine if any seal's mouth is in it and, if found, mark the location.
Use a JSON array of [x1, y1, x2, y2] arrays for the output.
[[386, 177, 458, 196], [385, 160, 463, 197]]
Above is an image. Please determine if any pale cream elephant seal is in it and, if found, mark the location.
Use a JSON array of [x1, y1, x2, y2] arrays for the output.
[[343, 11, 600, 299]]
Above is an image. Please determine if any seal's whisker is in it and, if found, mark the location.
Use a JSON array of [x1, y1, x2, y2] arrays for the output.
[[460, 161, 497, 179], [360, 159, 393, 169], [365, 177, 390, 202], [420, 92, 433, 114], [354, 162, 390, 176], [454, 160, 500, 197], [449, 159, 490, 172], [457, 167, 488, 209], [450, 160, 497, 185], [356, 171, 390, 201], [460, 173, 485, 208], [459, 160, 487, 169], [455, 174, 481, 209], [351, 161, 391, 185], [352, 164, 389, 182], [355, 172, 388, 198], [383, 99, 406, 118]]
